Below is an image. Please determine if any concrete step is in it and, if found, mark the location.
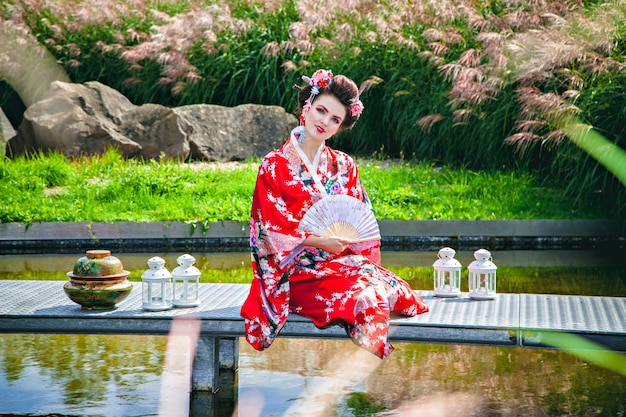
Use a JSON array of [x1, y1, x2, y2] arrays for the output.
[[0, 220, 624, 252]]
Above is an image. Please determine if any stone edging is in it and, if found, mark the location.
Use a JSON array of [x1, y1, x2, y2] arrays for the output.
[[0, 220, 623, 252]]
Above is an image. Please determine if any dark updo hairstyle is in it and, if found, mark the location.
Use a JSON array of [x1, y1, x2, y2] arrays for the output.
[[295, 74, 361, 131]]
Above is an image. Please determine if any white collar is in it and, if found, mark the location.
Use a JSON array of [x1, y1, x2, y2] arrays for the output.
[[290, 127, 327, 195], [290, 127, 324, 167]]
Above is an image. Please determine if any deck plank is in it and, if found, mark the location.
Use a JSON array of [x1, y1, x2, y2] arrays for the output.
[[520, 293, 626, 351]]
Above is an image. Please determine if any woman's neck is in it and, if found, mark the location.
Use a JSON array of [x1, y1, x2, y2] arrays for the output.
[[300, 139, 322, 162]]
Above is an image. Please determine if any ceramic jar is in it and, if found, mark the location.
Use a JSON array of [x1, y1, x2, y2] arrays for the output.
[[64, 249, 133, 310]]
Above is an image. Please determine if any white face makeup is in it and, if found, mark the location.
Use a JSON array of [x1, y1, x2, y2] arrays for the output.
[[302, 94, 346, 143]]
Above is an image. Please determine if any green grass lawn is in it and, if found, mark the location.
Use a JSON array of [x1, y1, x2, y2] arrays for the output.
[[0, 149, 611, 224]]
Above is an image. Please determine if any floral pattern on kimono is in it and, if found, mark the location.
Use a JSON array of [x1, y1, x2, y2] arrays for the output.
[[241, 129, 428, 358]]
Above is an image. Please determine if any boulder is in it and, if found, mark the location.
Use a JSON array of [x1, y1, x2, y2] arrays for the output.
[[174, 104, 296, 161], [120, 103, 190, 160], [8, 81, 185, 160], [0, 107, 15, 146], [7, 80, 297, 161]]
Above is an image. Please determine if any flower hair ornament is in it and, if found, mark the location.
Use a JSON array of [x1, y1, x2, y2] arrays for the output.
[[350, 98, 364, 117], [301, 69, 333, 117], [302, 69, 333, 105], [350, 79, 372, 118]]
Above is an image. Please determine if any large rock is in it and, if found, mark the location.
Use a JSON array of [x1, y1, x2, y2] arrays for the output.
[[9, 81, 139, 158], [175, 104, 296, 161], [120, 103, 189, 160], [0, 107, 15, 146], [7, 80, 297, 161]]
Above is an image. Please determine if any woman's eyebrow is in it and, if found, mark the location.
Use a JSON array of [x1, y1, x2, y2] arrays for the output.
[[316, 104, 343, 120]]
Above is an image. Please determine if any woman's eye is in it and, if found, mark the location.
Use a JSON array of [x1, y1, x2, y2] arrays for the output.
[[332, 117, 340, 124]]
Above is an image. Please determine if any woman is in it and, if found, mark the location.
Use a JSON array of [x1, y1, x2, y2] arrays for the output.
[[240, 69, 428, 359]]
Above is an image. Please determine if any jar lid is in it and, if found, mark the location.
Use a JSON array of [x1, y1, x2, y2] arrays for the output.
[[86, 249, 112, 259]]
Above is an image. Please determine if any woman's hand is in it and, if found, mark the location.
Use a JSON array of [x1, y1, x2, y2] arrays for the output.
[[321, 236, 352, 254], [302, 235, 352, 255]]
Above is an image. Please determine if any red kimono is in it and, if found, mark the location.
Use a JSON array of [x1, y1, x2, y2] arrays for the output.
[[240, 129, 428, 359]]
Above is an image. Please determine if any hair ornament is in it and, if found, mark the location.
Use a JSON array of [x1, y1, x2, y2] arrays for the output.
[[302, 69, 333, 103], [349, 75, 381, 119], [350, 99, 364, 117], [302, 69, 333, 89], [302, 99, 312, 114]]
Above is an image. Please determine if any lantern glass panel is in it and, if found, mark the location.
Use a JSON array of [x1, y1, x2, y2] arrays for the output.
[[173, 277, 200, 307], [142, 278, 173, 310]]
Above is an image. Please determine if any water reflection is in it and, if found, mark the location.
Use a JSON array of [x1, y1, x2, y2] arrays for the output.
[[239, 338, 626, 416], [1, 333, 625, 416], [0, 334, 166, 416], [0, 249, 620, 276]]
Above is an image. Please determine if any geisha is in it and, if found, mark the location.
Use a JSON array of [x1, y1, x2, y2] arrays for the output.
[[240, 69, 428, 359]]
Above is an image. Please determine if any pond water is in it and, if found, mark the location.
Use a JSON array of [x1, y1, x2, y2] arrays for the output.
[[0, 250, 625, 416], [0, 334, 165, 416]]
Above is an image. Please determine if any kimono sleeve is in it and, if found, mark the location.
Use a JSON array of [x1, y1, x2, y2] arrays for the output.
[[249, 154, 310, 266], [241, 152, 310, 351]]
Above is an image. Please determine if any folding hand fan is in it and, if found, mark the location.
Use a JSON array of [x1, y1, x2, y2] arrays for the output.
[[299, 195, 381, 242]]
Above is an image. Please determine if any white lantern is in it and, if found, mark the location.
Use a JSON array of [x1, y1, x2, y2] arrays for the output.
[[433, 247, 462, 297], [171, 254, 201, 308], [141, 256, 173, 311], [468, 249, 498, 300]]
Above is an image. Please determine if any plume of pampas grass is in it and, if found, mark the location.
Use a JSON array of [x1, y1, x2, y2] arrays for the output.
[[417, 114, 444, 133]]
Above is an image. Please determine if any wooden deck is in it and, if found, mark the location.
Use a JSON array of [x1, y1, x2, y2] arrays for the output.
[[1, 280, 625, 392]]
